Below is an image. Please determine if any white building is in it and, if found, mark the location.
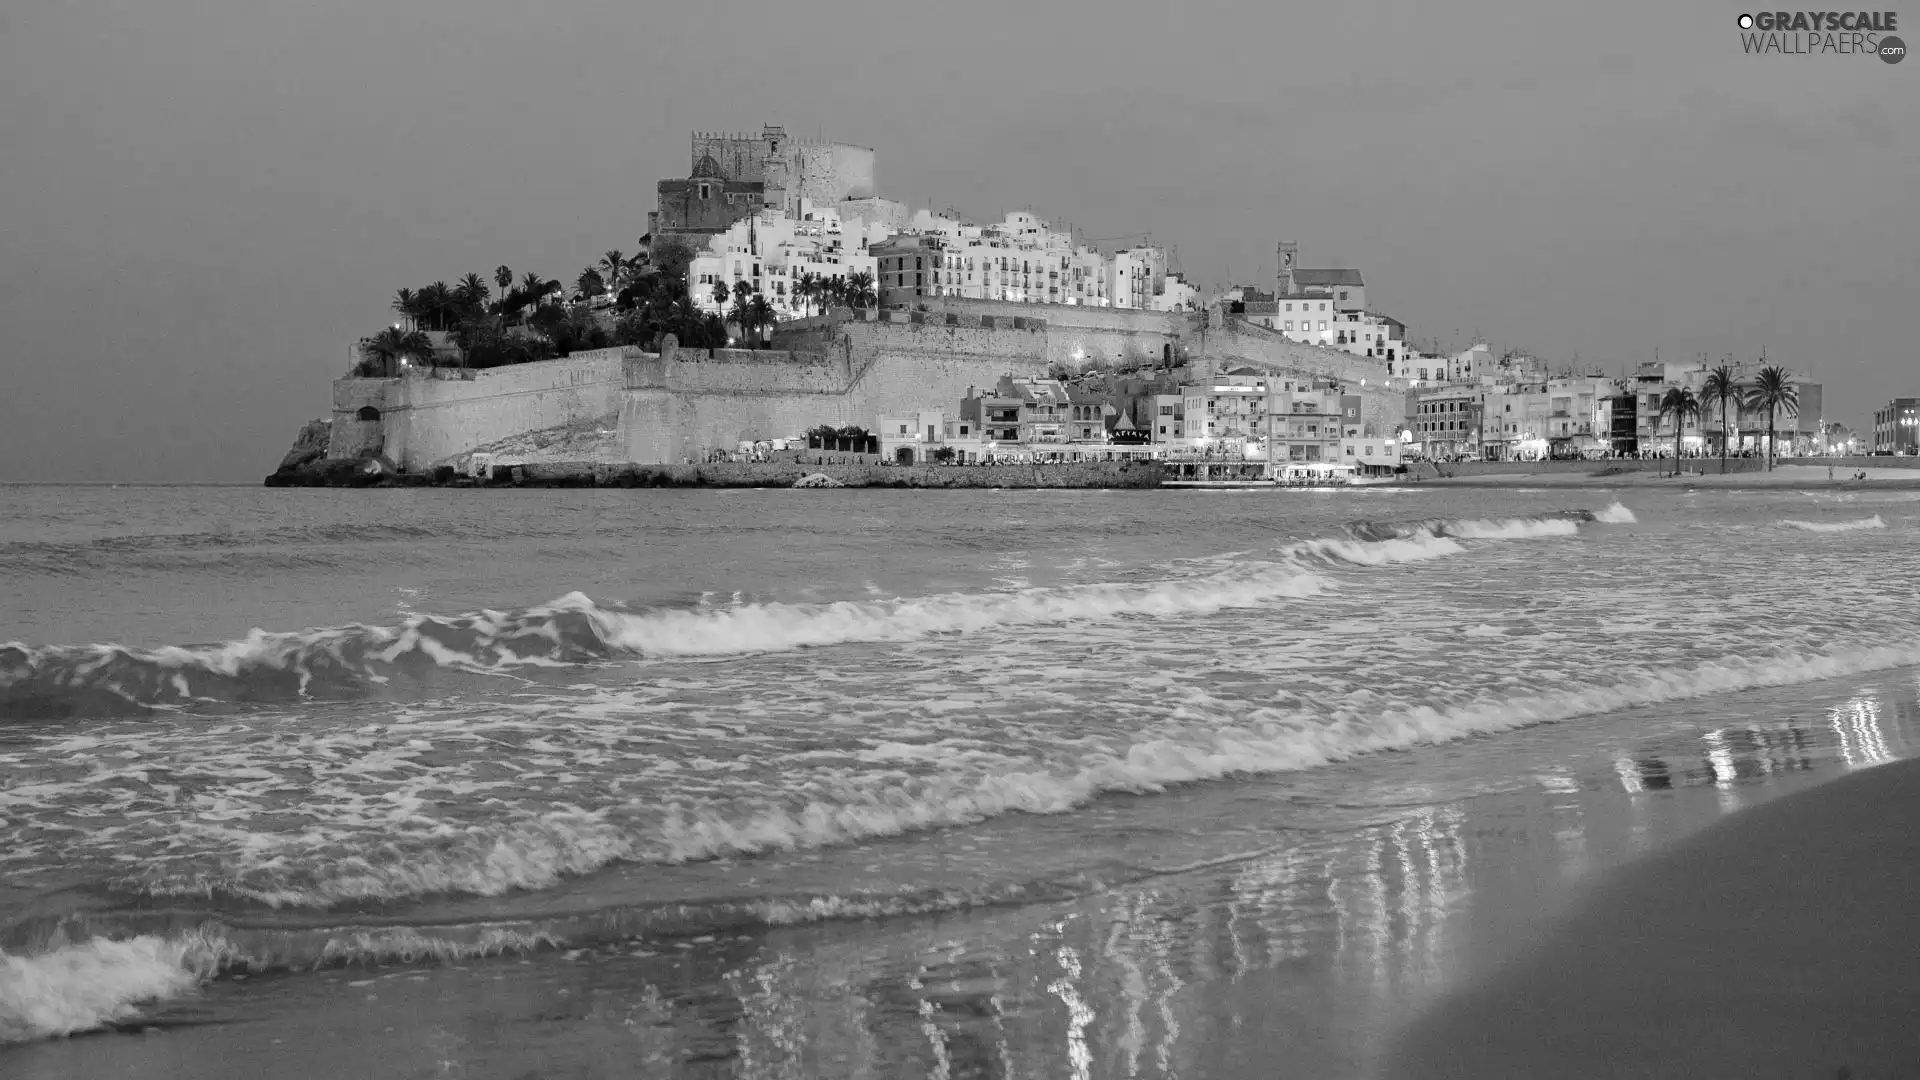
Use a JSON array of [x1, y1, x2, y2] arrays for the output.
[[867, 209, 1182, 310], [687, 200, 885, 319]]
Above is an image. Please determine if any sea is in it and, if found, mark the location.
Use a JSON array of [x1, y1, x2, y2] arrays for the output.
[[1, 483, 1916, 1078]]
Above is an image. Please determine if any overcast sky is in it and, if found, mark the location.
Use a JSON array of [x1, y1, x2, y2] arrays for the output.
[[1, 0, 1913, 481]]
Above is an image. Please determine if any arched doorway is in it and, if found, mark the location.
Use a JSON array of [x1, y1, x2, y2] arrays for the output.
[[895, 447, 915, 465], [357, 406, 381, 422]]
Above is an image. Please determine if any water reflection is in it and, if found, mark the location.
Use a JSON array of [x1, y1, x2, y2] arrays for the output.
[[32, 684, 1905, 1080]]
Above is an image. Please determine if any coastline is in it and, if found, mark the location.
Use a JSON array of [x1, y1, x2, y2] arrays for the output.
[[1414, 464, 1920, 490]]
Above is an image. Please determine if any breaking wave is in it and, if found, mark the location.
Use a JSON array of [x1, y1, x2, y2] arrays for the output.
[[1782, 515, 1885, 533], [8, 631, 1918, 1042], [108, 636, 1916, 914], [0, 509, 1620, 719]]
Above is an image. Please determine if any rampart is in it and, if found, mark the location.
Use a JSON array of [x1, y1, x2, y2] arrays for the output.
[[332, 349, 631, 470], [620, 316, 1052, 463], [317, 307, 1422, 474], [912, 296, 1193, 369], [487, 459, 1163, 489]]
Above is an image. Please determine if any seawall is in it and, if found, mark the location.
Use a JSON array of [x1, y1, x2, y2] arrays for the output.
[[274, 460, 1166, 489]]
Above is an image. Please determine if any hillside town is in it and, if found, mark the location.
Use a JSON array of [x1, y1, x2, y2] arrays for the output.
[[339, 122, 1914, 483]]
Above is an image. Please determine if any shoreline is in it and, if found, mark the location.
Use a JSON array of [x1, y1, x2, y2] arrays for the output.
[[259, 460, 1920, 491], [9, 668, 1914, 1078], [1383, 756, 1920, 1078]]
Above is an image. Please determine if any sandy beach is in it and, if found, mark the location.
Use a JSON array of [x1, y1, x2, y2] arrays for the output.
[[1417, 464, 1920, 490], [1382, 755, 1920, 1079]]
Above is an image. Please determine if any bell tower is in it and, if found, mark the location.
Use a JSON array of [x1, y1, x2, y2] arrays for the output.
[[1277, 241, 1298, 294]]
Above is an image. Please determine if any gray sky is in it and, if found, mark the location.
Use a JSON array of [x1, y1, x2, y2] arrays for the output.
[[1, 0, 1913, 481]]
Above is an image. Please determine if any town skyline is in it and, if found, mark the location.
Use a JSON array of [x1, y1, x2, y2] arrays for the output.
[[1, 0, 1913, 482]]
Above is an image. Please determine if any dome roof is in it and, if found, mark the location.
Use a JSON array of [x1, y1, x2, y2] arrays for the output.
[[691, 153, 723, 179]]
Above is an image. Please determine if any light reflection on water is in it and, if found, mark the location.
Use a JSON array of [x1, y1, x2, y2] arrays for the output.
[[502, 682, 1907, 1080]]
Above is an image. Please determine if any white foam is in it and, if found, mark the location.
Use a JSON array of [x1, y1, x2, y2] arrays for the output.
[[1595, 502, 1638, 524], [587, 563, 1332, 658], [0, 936, 219, 1044], [1781, 515, 1886, 533], [112, 638, 1920, 911], [1447, 517, 1581, 540]]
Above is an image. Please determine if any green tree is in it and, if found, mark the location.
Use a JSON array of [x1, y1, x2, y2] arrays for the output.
[[392, 288, 419, 329], [1745, 365, 1799, 470], [846, 270, 876, 309], [796, 272, 819, 317], [1655, 386, 1700, 477], [650, 235, 697, 287], [358, 326, 435, 376], [712, 280, 731, 307], [599, 250, 627, 293], [747, 294, 776, 347], [1699, 363, 1737, 474], [576, 267, 607, 302], [456, 273, 490, 312]]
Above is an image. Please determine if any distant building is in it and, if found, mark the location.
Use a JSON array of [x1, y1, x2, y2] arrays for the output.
[[1872, 398, 1919, 453], [686, 204, 881, 320], [872, 234, 943, 308], [651, 125, 878, 251]]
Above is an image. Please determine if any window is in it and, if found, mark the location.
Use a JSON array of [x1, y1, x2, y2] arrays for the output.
[[698, 183, 710, 199], [1319, 321, 1328, 331]]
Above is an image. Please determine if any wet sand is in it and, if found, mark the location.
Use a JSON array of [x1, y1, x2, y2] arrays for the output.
[[1381, 757, 1920, 1079], [1418, 464, 1920, 490]]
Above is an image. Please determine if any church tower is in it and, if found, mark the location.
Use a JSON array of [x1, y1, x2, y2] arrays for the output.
[[1276, 241, 1298, 295]]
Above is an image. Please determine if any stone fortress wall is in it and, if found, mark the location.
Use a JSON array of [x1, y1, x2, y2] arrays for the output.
[[325, 304, 1408, 472]]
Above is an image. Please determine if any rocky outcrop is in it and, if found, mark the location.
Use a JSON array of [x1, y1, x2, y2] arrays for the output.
[[263, 419, 340, 486]]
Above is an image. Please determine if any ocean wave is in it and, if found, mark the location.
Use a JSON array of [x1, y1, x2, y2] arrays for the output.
[[1781, 515, 1886, 533], [101, 636, 1920, 913], [3, 513, 1609, 719], [0, 933, 226, 1044], [1342, 504, 1632, 543], [0, 876, 1079, 1043]]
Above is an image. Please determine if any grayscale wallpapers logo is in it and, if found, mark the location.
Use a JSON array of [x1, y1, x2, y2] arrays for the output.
[[1737, 11, 1905, 60]]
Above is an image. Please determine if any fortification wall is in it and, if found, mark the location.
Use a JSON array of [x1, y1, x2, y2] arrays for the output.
[[913, 296, 1193, 368], [368, 349, 632, 470], [327, 378, 394, 458], [497, 459, 1163, 489], [618, 321, 1052, 463]]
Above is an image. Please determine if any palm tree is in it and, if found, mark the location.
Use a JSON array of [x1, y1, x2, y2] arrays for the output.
[[747, 294, 777, 347], [1699, 364, 1737, 474], [1745, 365, 1799, 470], [846, 270, 876, 309], [419, 282, 455, 331], [795, 272, 818, 317], [360, 326, 435, 376], [576, 267, 606, 301], [599, 250, 627, 293], [711, 281, 730, 308], [391, 288, 419, 329], [456, 273, 490, 314], [494, 265, 514, 301], [1656, 386, 1700, 477], [520, 271, 558, 312]]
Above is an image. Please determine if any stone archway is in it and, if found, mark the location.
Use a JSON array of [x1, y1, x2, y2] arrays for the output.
[[357, 406, 381, 422], [895, 446, 915, 466]]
